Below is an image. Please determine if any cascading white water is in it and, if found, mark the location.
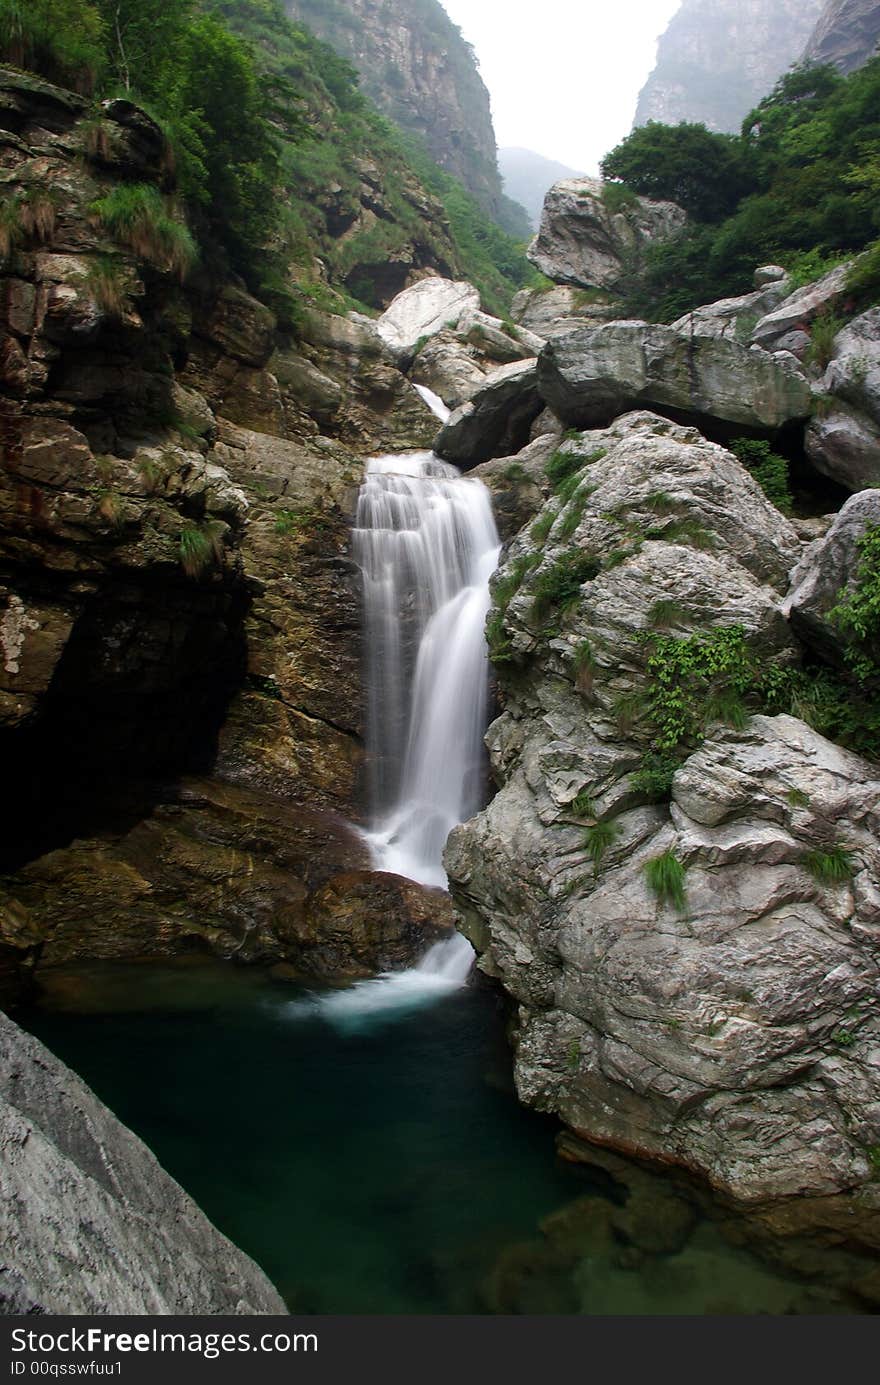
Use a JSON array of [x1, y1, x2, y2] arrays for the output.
[[288, 391, 499, 1028], [355, 452, 500, 894]]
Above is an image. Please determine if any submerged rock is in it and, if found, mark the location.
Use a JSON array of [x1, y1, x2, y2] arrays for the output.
[[0, 1010, 286, 1313]]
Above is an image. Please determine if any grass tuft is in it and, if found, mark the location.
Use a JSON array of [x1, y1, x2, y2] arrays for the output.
[[645, 850, 687, 911]]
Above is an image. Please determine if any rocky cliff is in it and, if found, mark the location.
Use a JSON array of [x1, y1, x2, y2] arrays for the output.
[[802, 0, 880, 73], [0, 67, 458, 999], [635, 0, 825, 133], [0, 1010, 286, 1313], [283, 0, 525, 231]]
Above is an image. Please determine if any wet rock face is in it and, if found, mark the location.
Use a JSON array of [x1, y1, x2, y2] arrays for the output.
[[528, 178, 687, 294], [444, 411, 880, 1224], [433, 360, 541, 467], [0, 1011, 287, 1314]]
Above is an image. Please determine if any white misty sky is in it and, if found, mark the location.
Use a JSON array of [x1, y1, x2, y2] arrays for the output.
[[438, 0, 682, 173]]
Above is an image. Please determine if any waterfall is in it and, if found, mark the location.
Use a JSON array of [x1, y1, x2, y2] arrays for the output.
[[354, 452, 500, 894], [287, 389, 500, 1029]]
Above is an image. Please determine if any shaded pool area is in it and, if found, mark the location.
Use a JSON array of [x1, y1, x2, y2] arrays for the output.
[[18, 959, 867, 1314]]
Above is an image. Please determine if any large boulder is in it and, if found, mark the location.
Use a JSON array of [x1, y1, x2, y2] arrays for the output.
[[528, 177, 687, 292], [511, 284, 618, 340], [805, 400, 880, 492], [411, 332, 487, 409], [0, 1011, 286, 1313], [750, 263, 855, 353], [786, 489, 880, 665], [671, 271, 791, 343], [444, 411, 880, 1232], [823, 307, 880, 426], [375, 277, 480, 360], [434, 359, 541, 467], [537, 322, 813, 432]]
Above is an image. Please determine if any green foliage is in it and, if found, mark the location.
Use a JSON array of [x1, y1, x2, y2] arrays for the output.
[[606, 59, 880, 320], [485, 553, 539, 664], [645, 850, 687, 912], [530, 509, 556, 545], [805, 310, 846, 370], [601, 181, 640, 215], [829, 523, 880, 682], [556, 486, 593, 541], [0, 0, 106, 93], [760, 662, 880, 761], [531, 551, 601, 621], [90, 184, 196, 278], [646, 518, 714, 550], [545, 448, 584, 493], [630, 752, 679, 802], [730, 438, 793, 514], [786, 787, 810, 808], [584, 819, 619, 873], [645, 626, 754, 753], [503, 462, 527, 484], [178, 518, 226, 578], [601, 121, 755, 222], [803, 846, 855, 884], [0, 187, 58, 258], [0, 194, 23, 260], [567, 790, 596, 819]]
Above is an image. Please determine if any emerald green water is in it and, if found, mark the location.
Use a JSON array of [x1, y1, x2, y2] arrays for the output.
[[18, 960, 867, 1314]]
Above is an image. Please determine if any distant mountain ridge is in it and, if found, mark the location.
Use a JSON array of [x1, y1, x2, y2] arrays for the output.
[[283, 0, 529, 234], [498, 148, 581, 232], [634, 0, 825, 133]]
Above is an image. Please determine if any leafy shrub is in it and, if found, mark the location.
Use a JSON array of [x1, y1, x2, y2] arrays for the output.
[[730, 438, 793, 514], [545, 449, 584, 493], [805, 311, 846, 370], [630, 752, 679, 801], [645, 850, 688, 911]]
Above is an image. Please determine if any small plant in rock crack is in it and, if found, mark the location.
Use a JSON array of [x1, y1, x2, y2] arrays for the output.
[[584, 819, 619, 874], [179, 519, 226, 579], [803, 846, 855, 884], [572, 638, 597, 694], [645, 849, 688, 911], [567, 790, 597, 820]]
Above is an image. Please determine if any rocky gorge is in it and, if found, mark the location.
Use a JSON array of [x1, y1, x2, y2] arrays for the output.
[[2, 5, 880, 1316]]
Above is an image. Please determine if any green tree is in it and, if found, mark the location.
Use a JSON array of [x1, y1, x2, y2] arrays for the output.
[[600, 121, 754, 222]]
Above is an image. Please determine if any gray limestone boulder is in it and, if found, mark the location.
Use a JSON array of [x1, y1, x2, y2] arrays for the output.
[[434, 359, 541, 467], [445, 409, 880, 1222], [511, 284, 618, 340], [750, 263, 854, 353], [537, 321, 813, 431], [528, 177, 687, 292], [805, 400, 880, 492], [671, 279, 791, 343], [411, 332, 487, 409], [376, 277, 480, 360], [0, 1010, 286, 1314], [786, 489, 880, 665], [823, 307, 880, 427]]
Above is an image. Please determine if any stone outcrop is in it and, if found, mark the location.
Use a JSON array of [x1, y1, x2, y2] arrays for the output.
[[537, 321, 813, 433], [0, 68, 448, 998], [376, 278, 481, 361], [806, 403, 880, 492], [445, 410, 880, 1233], [786, 489, 880, 665], [749, 263, 856, 353], [528, 178, 687, 294], [0, 1010, 286, 1313], [671, 266, 791, 343], [434, 359, 541, 467], [635, 0, 825, 134], [802, 0, 880, 73], [511, 285, 618, 341]]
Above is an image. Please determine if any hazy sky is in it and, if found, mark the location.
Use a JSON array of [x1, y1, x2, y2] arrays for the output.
[[438, 0, 682, 173]]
